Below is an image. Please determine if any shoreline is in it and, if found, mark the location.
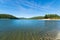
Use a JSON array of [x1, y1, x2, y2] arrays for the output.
[[0, 19, 60, 20], [40, 19, 60, 20]]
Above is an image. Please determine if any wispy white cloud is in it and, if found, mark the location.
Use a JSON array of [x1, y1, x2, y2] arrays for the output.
[[0, 0, 59, 17], [15, 0, 56, 13]]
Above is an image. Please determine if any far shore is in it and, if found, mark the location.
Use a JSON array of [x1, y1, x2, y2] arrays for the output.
[[0, 19, 60, 20], [39, 19, 60, 20]]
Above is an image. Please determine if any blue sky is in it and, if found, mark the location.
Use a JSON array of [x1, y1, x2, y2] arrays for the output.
[[0, 0, 60, 18]]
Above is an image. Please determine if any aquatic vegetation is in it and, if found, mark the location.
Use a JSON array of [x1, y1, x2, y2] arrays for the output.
[[0, 30, 57, 40]]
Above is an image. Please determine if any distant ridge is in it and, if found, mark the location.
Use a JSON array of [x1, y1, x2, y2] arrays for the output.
[[0, 14, 60, 19], [30, 14, 60, 19], [0, 14, 18, 19]]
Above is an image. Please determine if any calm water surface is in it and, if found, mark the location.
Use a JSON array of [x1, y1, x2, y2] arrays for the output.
[[0, 20, 60, 40]]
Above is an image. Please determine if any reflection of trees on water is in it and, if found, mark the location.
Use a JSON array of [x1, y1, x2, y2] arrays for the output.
[[43, 20, 59, 40], [44, 20, 58, 31]]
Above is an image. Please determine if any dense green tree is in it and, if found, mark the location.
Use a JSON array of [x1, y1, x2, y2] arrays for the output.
[[0, 14, 18, 19], [30, 16, 44, 19], [44, 14, 60, 19]]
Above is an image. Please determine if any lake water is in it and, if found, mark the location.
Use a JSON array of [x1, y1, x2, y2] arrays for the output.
[[0, 20, 60, 40]]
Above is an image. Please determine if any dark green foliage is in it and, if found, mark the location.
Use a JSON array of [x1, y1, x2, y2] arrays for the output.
[[0, 14, 18, 19], [44, 14, 60, 19], [0, 14, 60, 19], [30, 16, 44, 19], [30, 14, 60, 19]]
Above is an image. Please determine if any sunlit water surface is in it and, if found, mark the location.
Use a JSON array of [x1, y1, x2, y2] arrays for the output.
[[0, 20, 60, 40]]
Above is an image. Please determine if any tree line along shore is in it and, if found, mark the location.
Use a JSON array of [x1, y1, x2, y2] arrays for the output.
[[0, 14, 60, 19]]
